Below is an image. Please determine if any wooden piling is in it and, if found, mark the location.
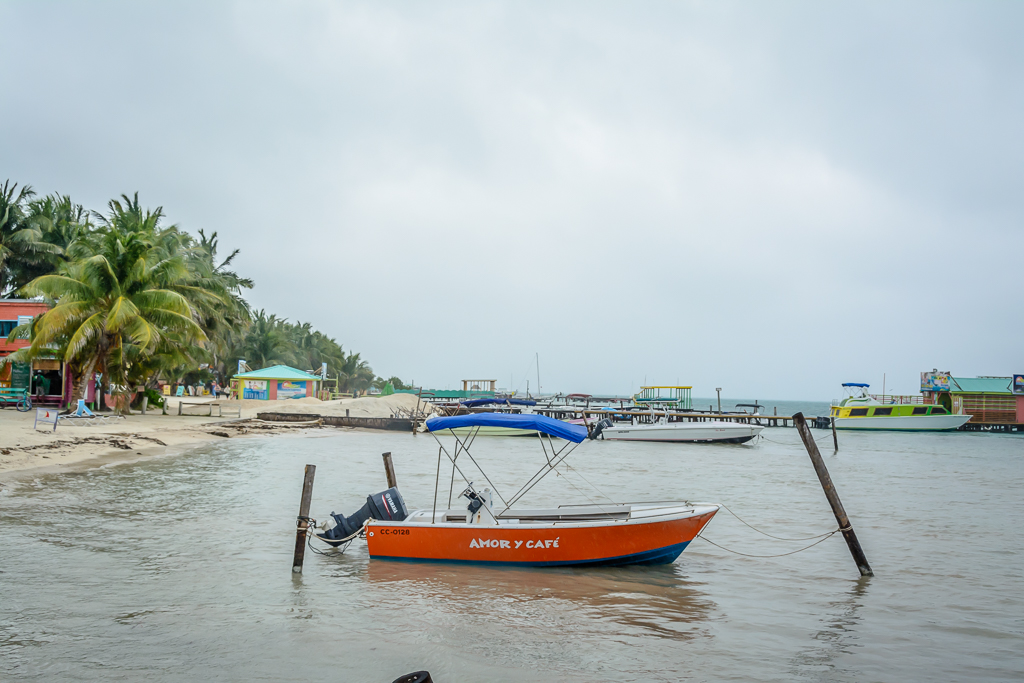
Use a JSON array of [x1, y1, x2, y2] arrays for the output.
[[793, 413, 872, 577], [292, 464, 316, 573], [382, 451, 398, 488], [831, 417, 839, 452]]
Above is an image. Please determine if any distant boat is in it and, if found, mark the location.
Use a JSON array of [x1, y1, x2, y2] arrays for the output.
[[829, 383, 970, 431], [593, 414, 763, 444]]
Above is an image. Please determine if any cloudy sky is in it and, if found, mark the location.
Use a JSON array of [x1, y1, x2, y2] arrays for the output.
[[3, 1, 1021, 399]]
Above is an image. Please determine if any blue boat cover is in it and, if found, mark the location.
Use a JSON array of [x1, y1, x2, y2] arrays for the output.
[[460, 398, 538, 407], [425, 413, 588, 443], [841, 383, 870, 387]]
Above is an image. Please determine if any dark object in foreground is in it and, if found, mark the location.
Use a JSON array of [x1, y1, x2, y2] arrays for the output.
[[318, 486, 409, 546], [793, 412, 873, 577], [392, 672, 432, 683]]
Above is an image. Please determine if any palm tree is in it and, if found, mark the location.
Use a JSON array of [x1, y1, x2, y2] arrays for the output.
[[15, 195, 208, 409], [185, 229, 253, 379], [338, 351, 375, 393], [238, 310, 294, 369], [0, 180, 61, 295]]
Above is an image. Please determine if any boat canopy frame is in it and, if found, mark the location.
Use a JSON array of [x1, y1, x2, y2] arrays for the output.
[[424, 413, 603, 524]]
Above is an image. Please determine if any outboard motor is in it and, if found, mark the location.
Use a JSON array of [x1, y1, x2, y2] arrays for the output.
[[317, 486, 408, 546], [589, 418, 614, 440]]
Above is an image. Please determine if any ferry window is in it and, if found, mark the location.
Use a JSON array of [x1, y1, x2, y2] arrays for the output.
[[912, 407, 928, 415], [872, 408, 893, 416], [931, 407, 948, 415], [850, 408, 869, 416]]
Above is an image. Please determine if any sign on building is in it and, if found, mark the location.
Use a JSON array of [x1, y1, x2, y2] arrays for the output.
[[277, 381, 306, 399], [1013, 375, 1024, 395], [921, 371, 951, 392], [242, 379, 268, 400], [10, 361, 30, 390]]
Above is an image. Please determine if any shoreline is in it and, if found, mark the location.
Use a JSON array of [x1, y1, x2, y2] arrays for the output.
[[0, 393, 433, 480]]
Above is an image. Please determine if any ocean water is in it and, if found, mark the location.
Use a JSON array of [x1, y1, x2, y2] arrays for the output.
[[1, 423, 1022, 682]]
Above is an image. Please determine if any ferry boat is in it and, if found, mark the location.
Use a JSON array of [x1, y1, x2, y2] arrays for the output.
[[829, 383, 970, 431], [313, 413, 719, 567]]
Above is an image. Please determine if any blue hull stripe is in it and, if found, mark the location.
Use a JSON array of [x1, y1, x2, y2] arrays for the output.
[[372, 540, 690, 568]]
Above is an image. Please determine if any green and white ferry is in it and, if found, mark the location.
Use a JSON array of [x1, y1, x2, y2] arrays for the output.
[[829, 383, 971, 431]]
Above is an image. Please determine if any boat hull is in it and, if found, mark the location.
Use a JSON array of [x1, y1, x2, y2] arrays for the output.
[[365, 505, 718, 567], [834, 414, 971, 431], [601, 421, 763, 444]]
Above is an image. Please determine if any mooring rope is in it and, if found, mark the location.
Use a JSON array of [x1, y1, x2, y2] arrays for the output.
[[718, 503, 841, 542], [696, 526, 849, 558]]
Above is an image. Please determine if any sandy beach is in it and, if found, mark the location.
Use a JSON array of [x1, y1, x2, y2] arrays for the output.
[[0, 393, 435, 478]]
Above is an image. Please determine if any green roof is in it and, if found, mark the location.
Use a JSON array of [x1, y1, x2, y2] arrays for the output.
[[234, 365, 320, 381], [950, 377, 1012, 394]]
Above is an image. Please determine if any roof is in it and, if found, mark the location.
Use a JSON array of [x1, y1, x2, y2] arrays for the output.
[[949, 376, 1012, 394], [233, 365, 321, 381], [425, 413, 589, 443], [842, 383, 870, 387], [460, 398, 537, 407]]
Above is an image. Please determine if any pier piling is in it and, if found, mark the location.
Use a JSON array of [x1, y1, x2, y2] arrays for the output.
[[794, 413, 872, 577], [292, 464, 316, 574], [382, 451, 398, 488], [831, 417, 839, 452]]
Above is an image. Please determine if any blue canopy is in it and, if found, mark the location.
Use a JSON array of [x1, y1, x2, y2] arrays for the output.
[[842, 383, 870, 387], [460, 398, 538, 407], [425, 413, 588, 443]]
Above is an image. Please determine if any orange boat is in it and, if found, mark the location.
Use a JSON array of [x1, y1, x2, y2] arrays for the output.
[[315, 413, 719, 567]]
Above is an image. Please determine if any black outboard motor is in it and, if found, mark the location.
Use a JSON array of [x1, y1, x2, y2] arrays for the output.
[[589, 418, 614, 440], [318, 486, 408, 546]]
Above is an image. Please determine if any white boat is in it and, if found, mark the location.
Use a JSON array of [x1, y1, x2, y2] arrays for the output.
[[830, 383, 971, 431], [596, 418, 763, 444]]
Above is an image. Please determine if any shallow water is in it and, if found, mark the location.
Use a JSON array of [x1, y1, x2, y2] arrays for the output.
[[2, 422, 1022, 682]]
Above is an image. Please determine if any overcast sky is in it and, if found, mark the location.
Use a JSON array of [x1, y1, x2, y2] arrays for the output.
[[2, 1, 1022, 399]]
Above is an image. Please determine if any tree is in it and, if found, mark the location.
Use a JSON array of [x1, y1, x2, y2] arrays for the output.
[[14, 194, 209, 410], [338, 351, 374, 393], [0, 181, 62, 295], [237, 310, 294, 370]]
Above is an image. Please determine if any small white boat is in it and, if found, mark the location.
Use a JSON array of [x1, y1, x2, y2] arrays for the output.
[[596, 418, 763, 444]]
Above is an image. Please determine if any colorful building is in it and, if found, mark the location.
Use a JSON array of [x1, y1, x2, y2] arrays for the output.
[[231, 365, 320, 400], [0, 299, 69, 405], [922, 372, 1024, 429]]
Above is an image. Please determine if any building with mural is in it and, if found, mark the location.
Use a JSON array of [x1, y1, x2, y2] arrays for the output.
[[231, 365, 320, 400]]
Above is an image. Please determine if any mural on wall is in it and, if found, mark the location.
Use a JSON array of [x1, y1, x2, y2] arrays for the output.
[[1013, 375, 1024, 395], [277, 381, 307, 399], [921, 371, 951, 392], [243, 379, 268, 400]]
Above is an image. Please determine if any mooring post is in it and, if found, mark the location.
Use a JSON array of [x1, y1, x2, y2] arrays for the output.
[[382, 452, 397, 488], [292, 464, 316, 573], [831, 417, 839, 452], [794, 413, 872, 577]]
